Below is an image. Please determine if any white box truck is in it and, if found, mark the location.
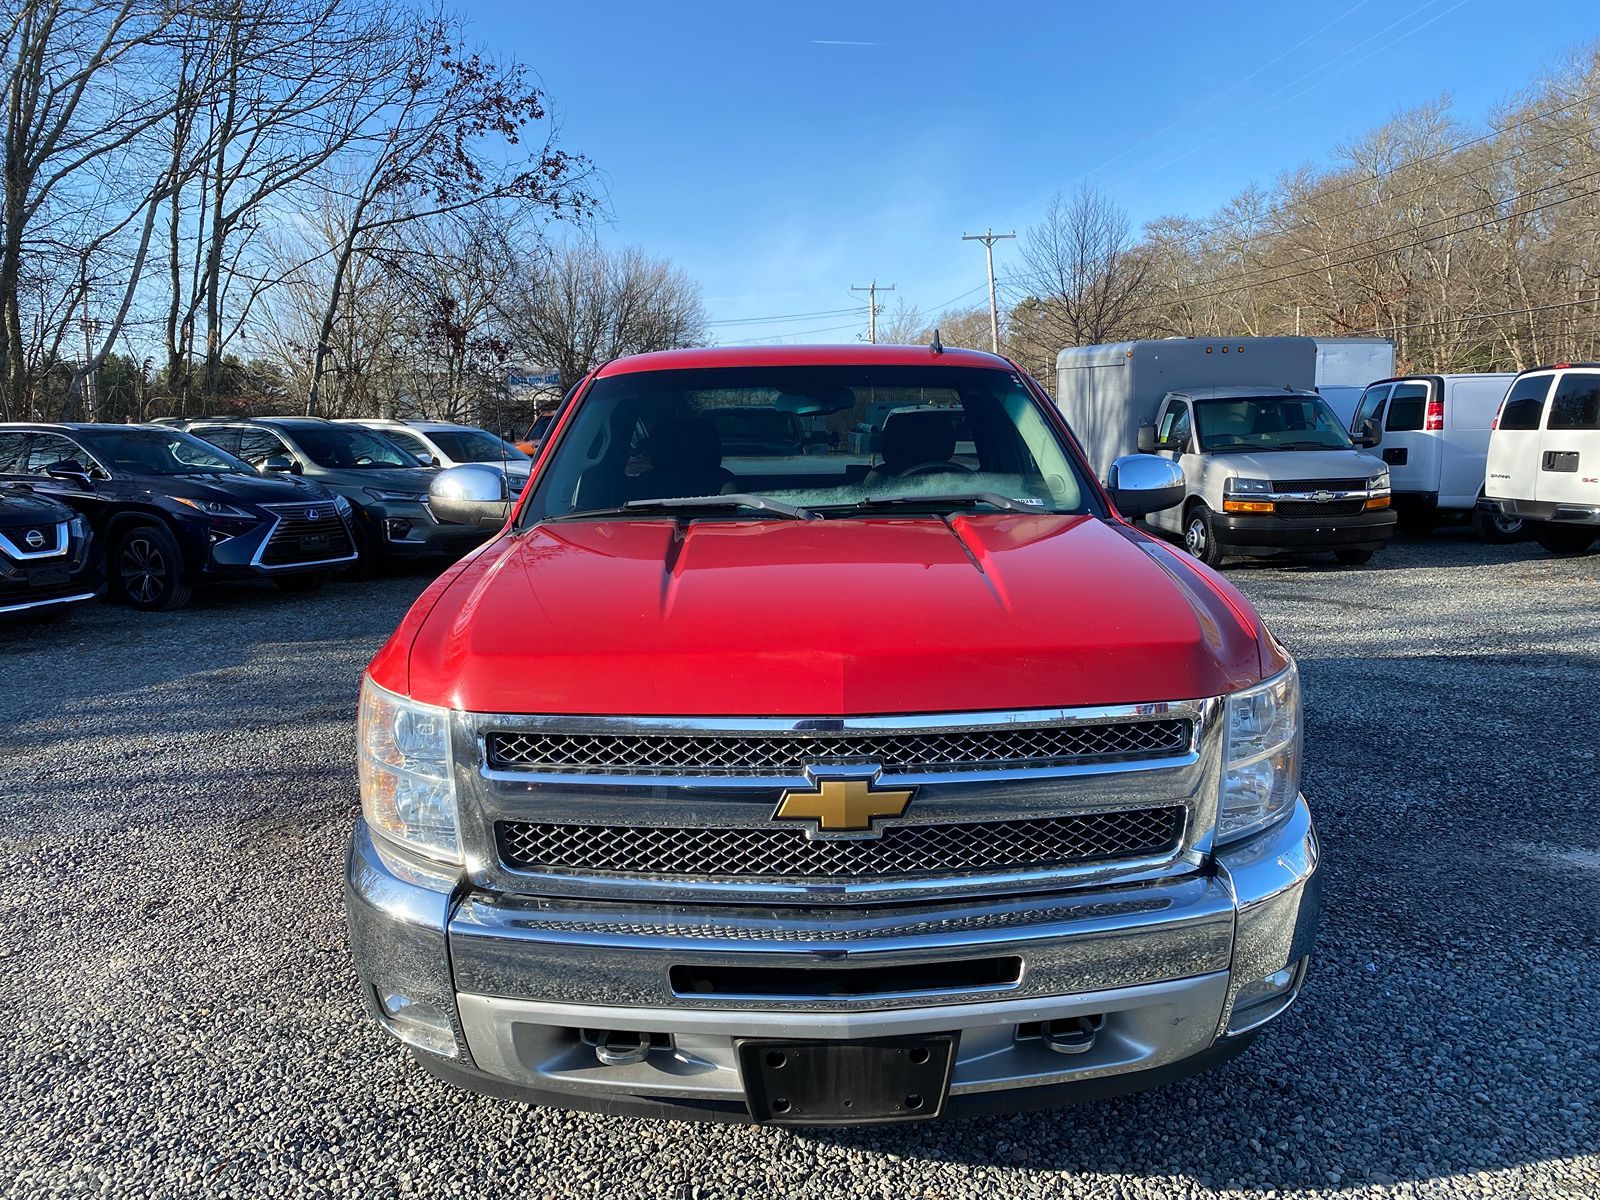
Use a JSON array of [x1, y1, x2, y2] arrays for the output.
[[1314, 338, 1395, 427], [1056, 336, 1397, 566]]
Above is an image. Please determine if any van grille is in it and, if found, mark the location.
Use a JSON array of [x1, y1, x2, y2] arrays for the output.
[[1276, 500, 1366, 518], [483, 718, 1192, 777], [1270, 478, 1367, 492], [496, 806, 1186, 880]]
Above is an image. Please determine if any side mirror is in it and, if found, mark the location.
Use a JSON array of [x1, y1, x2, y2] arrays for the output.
[[1137, 425, 1156, 454], [45, 458, 95, 490], [428, 463, 511, 529], [1107, 454, 1186, 518], [262, 454, 298, 474], [1352, 418, 1381, 448]]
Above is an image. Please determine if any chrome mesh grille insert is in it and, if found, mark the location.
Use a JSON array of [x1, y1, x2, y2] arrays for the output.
[[484, 719, 1191, 777], [496, 806, 1185, 879]]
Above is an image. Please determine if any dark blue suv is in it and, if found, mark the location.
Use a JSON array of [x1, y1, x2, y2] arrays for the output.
[[0, 423, 358, 611]]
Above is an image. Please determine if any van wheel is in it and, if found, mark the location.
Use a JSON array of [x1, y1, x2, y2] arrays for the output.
[[1471, 506, 1525, 544], [1182, 506, 1226, 568], [1532, 524, 1599, 555], [1335, 549, 1374, 565], [113, 523, 192, 611]]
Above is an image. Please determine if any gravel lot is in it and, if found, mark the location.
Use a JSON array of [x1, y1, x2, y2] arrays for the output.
[[2, 532, 1596, 1199]]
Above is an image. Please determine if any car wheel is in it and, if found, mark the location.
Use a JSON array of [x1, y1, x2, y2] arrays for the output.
[[1334, 549, 1374, 565], [113, 523, 192, 611], [1471, 505, 1525, 544], [273, 569, 333, 593], [1182, 506, 1226, 568], [1532, 524, 1599, 555]]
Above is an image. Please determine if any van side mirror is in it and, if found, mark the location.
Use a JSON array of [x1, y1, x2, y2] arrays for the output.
[[1107, 454, 1186, 517], [428, 463, 511, 529], [1352, 418, 1381, 448], [44, 458, 95, 490]]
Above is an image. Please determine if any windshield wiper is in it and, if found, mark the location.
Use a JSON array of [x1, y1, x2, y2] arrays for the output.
[[546, 493, 817, 522], [824, 491, 1038, 514], [1278, 441, 1345, 451]]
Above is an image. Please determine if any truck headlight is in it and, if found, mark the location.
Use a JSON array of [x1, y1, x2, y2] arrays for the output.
[[1219, 661, 1301, 845], [1369, 470, 1390, 492], [358, 677, 460, 863]]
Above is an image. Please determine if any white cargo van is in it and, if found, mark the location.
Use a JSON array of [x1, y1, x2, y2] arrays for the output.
[[1347, 373, 1517, 540], [1056, 337, 1396, 566], [1482, 363, 1600, 555]]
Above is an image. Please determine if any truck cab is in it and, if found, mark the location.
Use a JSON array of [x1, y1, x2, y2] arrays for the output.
[[346, 343, 1321, 1126], [1056, 339, 1395, 567]]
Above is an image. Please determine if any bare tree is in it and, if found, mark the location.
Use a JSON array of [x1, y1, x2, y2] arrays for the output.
[[301, 14, 592, 414], [1015, 185, 1153, 353], [500, 240, 706, 391]]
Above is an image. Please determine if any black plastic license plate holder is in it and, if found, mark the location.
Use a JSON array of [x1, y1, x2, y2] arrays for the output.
[[737, 1035, 955, 1125]]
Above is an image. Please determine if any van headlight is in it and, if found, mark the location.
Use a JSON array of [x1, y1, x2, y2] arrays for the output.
[[358, 677, 460, 863], [1219, 662, 1301, 845]]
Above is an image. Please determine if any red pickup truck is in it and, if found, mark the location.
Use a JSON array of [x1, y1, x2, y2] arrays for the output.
[[347, 343, 1320, 1124]]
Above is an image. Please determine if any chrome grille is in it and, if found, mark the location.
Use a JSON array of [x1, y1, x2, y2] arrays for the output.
[[484, 719, 1191, 777], [1270, 477, 1367, 492], [496, 806, 1185, 879], [1276, 499, 1366, 518], [260, 503, 354, 566]]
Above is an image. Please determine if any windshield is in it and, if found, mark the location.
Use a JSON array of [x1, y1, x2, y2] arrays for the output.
[[290, 425, 416, 469], [84, 428, 253, 475], [525, 364, 1093, 522], [429, 429, 530, 464], [1194, 395, 1353, 451]]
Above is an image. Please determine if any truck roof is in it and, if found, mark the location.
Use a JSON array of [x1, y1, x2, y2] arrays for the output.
[[1055, 335, 1318, 370], [597, 344, 1012, 377]]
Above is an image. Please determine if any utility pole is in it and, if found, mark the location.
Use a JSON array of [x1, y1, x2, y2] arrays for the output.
[[79, 308, 100, 422], [850, 280, 895, 344], [962, 229, 1015, 352]]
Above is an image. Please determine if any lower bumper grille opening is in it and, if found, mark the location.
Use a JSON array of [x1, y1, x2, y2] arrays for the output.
[[1275, 500, 1366, 518], [496, 806, 1186, 880], [670, 956, 1023, 999]]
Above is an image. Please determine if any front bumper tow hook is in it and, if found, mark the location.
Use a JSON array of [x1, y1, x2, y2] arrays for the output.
[[586, 1030, 652, 1067], [1041, 1016, 1102, 1055]]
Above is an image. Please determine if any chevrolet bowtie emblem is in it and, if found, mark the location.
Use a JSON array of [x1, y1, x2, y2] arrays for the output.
[[774, 777, 914, 833]]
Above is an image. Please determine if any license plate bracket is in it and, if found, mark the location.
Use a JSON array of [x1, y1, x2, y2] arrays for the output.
[[26, 564, 70, 588], [737, 1035, 955, 1124]]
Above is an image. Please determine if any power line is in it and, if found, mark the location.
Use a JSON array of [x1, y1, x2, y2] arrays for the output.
[[721, 319, 867, 345], [1149, 87, 1600, 262], [1129, 167, 1600, 315], [705, 305, 867, 326]]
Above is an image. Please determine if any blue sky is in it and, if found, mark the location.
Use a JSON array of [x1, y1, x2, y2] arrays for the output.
[[473, 0, 1596, 343]]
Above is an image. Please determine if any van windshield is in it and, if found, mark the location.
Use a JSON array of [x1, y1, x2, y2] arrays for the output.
[[524, 364, 1096, 522], [1194, 395, 1353, 452]]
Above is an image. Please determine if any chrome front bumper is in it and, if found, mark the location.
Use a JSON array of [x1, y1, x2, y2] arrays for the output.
[[346, 798, 1320, 1119]]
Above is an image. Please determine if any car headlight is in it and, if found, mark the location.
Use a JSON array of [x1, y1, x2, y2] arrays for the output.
[[1368, 470, 1390, 492], [68, 515, 88, 539], [357, 677, 460, 863], [1227, 477, 1271, 494], [362, 488, 426, 503], [169, 496, 256, 519], [331, 493, 352, 515], [1219, 661, 1301, 846]]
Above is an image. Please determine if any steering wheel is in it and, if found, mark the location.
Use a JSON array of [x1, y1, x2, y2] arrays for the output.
[[897, 460, 969, 477]]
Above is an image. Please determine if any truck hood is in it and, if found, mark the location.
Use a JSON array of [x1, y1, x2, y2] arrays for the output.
[[1210, 446, 1386, 483], [396, 514, 1268, 717]]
